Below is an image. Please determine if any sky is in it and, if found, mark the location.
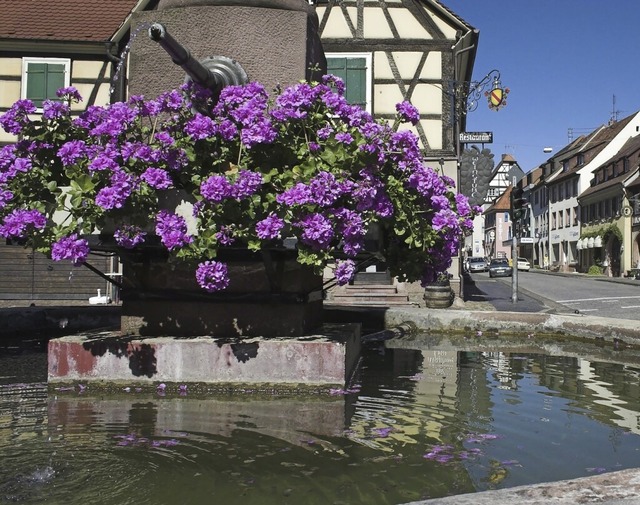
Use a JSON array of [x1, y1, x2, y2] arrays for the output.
[[441, 0, 640, 173]]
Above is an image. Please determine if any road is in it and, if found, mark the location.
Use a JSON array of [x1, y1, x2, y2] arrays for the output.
[[466, 270, 640, 321]]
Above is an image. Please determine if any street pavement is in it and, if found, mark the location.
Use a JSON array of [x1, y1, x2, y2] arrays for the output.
[[462, 268, 640, 315]]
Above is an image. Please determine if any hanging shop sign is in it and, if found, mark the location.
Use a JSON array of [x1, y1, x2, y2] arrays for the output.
[[459, 132, 493, 143]]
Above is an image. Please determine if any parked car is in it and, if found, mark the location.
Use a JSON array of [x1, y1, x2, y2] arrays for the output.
[[467, 257, 488, 273], [488, 258, 512, 278], [516, 257, 531, 271]]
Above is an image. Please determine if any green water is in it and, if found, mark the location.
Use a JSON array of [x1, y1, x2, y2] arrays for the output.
[[2, 340, 640, 504]]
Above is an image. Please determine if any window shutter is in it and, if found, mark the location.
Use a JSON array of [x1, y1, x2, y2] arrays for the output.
[[26, 62, 66, 108], [327, 57, 367, 109]]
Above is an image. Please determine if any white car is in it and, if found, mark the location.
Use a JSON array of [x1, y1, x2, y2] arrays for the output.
[[517, 257, 531, 271]]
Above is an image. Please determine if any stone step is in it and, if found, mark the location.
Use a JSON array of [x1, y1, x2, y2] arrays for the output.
[[331, 286, 411, 306], [342, 285, 400, 294], [352, 271, 392, 285]]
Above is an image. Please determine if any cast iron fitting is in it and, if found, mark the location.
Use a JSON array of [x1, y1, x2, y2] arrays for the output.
[[148, 22, 248, 92]]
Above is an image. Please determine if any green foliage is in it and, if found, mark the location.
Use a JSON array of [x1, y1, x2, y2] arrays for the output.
[[587, 265, 603, 276]]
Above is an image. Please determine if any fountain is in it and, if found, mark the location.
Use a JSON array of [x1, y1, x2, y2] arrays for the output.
[[47, 0, 362, 390]]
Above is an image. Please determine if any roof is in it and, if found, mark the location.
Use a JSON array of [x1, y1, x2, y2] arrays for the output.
[[0, 0, 142, 42], [549, 113, 636, 185], [579, 135, 640, 200], [484, 185, 512, 214]]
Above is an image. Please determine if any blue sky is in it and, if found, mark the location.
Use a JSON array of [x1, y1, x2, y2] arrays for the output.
[[442, 0, 640, 173]]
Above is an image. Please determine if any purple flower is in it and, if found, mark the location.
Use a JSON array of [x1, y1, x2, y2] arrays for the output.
[[0, 208, 46, 238], [185, 113, 216, 140], [298, 213, 333, 251], [335, 259, 355, 285], [372, 427, 393, 438], [196, 260, 230, 292], [114, 225, 147, 249], [255, 213, 284, 239], [432, 209, 459, 232], [95, 172, 135, 210], [141, 167, 172, 189], [455, 192, 472, 217], [395, 101, 420, 125], [88, 152, 119, 173], [215, 225, 236, 246], [201, 175, 233, 202], [0, 189, 14, 208], [276, 183, 311, 206], [57, 140, 86, 166], [231, 170, 262, 199], [0, 99, 36, 135], [335, 132, 353, 144], [51, 233, 89, 266], [56, 86, 82, 102], [155, 210, 192, 250], [42, 100, 69, 120]]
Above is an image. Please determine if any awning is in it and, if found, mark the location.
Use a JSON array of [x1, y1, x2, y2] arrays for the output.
[[577, 239, 583, 250], [587, 237, 595, 248], [594, 235, 603, 248]]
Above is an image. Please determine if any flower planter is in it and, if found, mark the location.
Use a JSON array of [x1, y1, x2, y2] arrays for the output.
[[119, 248, 323, 338], [423, 283, 454, 309]]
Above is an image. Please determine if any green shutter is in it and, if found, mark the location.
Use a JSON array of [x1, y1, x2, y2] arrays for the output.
[[26, 62, 66, 108], [326, 57, 367, 109]]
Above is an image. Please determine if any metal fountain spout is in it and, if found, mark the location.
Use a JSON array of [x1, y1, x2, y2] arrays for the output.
[[148, 22, 248, 94]]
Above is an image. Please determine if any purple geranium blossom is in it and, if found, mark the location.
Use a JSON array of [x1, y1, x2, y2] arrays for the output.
[[276, 183, 311, 206], [255, 213, 284, 240], [395, 101, 420, 125], [155, 210, 192, 250], [335, 132, 353, 144], [298, 213, 334, 251], [0, 189, 13, 208], [196, 260, 229, 292], [57, 140, 86, 166], [51, 233, 89, 266], [201, 175, 233, 202], [231, 170, 263, 199], [334, 259, 356, 286], [0, 208, 46, 238], [185, 113, 216, 140], [141, 167, 172, 190], [114, 225, 147, 249], [56, 86, 82, 102], [42, 100, 69, 120]]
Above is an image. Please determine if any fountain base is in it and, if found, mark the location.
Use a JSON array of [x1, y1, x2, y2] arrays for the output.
[[47, 323, 361, 389]]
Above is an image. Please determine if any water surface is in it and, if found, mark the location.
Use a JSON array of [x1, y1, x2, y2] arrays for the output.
[[2, 337, 640, 504]]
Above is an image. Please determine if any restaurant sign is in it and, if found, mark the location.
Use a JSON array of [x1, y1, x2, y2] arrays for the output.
[[459, 131, 493, 143]]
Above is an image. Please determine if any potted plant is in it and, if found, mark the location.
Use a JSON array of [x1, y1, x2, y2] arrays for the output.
[[423, 272, 454, 308], [0, 76, 477, 334]]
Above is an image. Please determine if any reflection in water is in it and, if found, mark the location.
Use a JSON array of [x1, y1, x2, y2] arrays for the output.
[[2, 341, 640, 504]]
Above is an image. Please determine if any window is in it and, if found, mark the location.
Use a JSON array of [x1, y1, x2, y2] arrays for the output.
[[565, 209, 570, 227], [22, 57, 70, 109], [558, 184, 564, 200], [552, 212, 556, 230], [326, 53, 372, 112], [577, 153, 584, 165], [504, 212, 509, 222], [573, 206, 579, 226]]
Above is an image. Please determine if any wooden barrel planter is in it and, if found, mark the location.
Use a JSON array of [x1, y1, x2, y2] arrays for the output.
[[423, 283, 454, 309]]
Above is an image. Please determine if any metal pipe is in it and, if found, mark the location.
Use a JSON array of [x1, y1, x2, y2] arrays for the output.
[[148, 23, 219, 89]]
